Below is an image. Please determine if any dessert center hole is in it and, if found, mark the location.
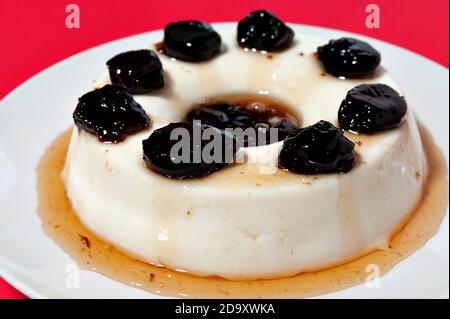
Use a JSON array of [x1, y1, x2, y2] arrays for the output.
[[184, 94, 300, 147]]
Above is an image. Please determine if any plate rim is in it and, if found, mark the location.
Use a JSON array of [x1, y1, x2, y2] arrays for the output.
[[1, 21, 448, 105], [0, 22, 448, 299]]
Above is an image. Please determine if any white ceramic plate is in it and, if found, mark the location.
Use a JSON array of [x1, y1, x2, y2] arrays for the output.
[[0, 23, 448, 299]]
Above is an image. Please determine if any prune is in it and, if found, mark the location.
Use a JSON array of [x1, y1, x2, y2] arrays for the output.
[[185, 103, 298, 147], [278, 120, 355, 174], [142, 122, 238, 179], [107, 50, 164, 94], [163, 21, 221, 62], [73, 85, 150, 143], [338, 84, 407, 133], [317, 37, 381, 78], [237, 10, 294, 51]]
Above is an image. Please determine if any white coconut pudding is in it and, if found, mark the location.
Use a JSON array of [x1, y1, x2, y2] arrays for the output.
[[62, 11, 427, 280]]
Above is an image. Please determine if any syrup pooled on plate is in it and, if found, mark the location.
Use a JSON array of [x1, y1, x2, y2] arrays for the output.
[[37, 125, 448, 298]]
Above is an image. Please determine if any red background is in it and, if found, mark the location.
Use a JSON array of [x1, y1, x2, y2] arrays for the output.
[[0, 0, 448, 298]]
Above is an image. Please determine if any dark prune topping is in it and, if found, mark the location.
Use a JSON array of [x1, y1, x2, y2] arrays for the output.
[[272, 119, 299, 141], [185, 103, 298, 147], [107, 50, 164, 94], [73, 85, 150, 143], [142, 122, 238, 179], [317, 37, 381, 78], [278, 120, 355, 174], [163, 21, 221, 62], [237, 10, 294, 51], [338, 84, 407, 134]]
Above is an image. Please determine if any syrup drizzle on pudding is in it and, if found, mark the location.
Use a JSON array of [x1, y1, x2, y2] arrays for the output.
[[37, 125, 448, 298]]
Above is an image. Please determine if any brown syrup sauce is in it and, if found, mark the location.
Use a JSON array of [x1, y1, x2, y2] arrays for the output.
[[201, 93, 299, 124], [37, 125, 448, 298]]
